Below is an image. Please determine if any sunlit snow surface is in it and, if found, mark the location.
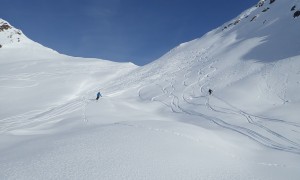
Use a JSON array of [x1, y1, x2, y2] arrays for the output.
[[1, 1, 300, 179]]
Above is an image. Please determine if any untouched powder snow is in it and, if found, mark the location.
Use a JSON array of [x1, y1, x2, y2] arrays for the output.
[[1, 0, 300, 179]]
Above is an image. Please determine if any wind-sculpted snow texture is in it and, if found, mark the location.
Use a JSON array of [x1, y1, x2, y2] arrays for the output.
[[1, 0, 300, 179]]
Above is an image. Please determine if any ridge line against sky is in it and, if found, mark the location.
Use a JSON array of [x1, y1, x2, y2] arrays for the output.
[[1, 0, 258, 65]]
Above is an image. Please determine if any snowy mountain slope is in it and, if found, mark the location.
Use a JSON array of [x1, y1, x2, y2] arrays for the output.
[[0, 18, 137, 133], [1, 0, 300, 179], [105, 0, 300, 155]]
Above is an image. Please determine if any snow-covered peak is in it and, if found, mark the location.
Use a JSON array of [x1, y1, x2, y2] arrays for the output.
[[0, 19, 32, 48], [0, 18, 60, 54], [0, 18, 61, 62]]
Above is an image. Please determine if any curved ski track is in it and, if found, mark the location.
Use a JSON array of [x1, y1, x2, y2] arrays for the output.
[[139, 60, 300, 154]]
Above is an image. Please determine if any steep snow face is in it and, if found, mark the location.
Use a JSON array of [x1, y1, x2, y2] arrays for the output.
[[220, 0, 300, 62], [106, 0, 300, 154], [114, 0, 300, 101]]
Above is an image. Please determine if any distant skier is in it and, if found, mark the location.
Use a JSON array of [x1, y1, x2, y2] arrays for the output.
[[208, 89, 213, 95], [96, 91, 102, 100]]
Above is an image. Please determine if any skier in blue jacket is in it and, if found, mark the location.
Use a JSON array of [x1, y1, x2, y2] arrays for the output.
[[96, 91, 102, 100]]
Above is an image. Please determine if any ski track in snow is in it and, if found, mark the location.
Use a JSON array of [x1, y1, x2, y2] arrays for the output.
[[2, 4, 300, 178], [0, 99, 85, 134], [115, 121, 296, 169], [0, 72, 51, 88], [1, 49, 299, 155], [0, 81, 106, 134], [138, 59, 300, 155]]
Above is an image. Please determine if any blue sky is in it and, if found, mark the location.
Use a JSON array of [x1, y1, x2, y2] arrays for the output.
[[2, 0, 257, 65]]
